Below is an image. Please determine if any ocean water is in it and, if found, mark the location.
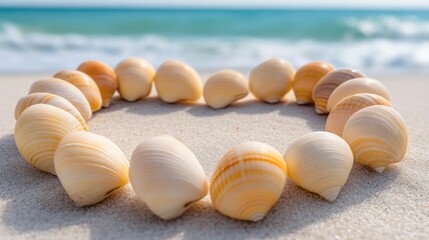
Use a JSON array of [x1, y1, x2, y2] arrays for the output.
[[1, 8, 429, 73]]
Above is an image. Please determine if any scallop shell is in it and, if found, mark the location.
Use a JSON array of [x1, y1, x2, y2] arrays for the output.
[[154, 60, 202, 103], [115, 57, 156, 102], [28, 78, 92, 122], [210, 142, 287, 222], [54, 131, 129, 207], [343, 105, 408, 173], [14, 92, 88, 131], [77, 60, 117, 108], [203, 69, 249, 109], [312, 69, 366, 114], [326, 78, 391, 112], [284, 131, 353, 201], [292, 61, 334, 104], [53, 69, 103, 112], [14, 104, 87, 174], [325, 93, 391, 136], [129, 135, 208, 220], [249, 58, 296, 103]]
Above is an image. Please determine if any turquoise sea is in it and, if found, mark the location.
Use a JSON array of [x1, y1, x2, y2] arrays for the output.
[[0, 8, 428, 73]]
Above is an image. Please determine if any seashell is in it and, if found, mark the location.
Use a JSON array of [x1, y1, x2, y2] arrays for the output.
[[325, 93, 391, 136], [14, 104, 87, 174], [54, 131, 129, 207], [115, 57, 156, 102], [154, 60, 202, 103], [211, 141, 287, 222], [312, 69, 366, 114], [284, 131, 353, 201], [14, 92, 88, 131], [343, 105, 408, 173], [292, 61, 334, 105], [129, 135, 208, 220], [28, 78, 92, 122], [326, 78, 391, 112], [249, 58, 296, 103], [53, 69, 103, 112], [77, 60, 117, 108], [203, 69, 249, 109]]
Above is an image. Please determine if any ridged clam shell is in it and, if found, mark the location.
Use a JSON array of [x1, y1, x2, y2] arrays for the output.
[[292, 61, 334, 105], [154, 60, 202, 103], [54, 131, 129, 207], [312, 69, 365, 114], [210, 142, 287, 222], [115, 57, 156, 102], [53, 69, 102, 112], [14, 104, 87, 174], [14, 92, 88, 131], [326, 78, 391, 112], [325, 93, 391, 136], [284, 131, 353, 201], [203, 69, 249, 109], [343, 105, 408, 173], [249, 58, 296, 103], [77, 60, 117, 108], [129, 135, 208, 220], [28, 78, 92, 122]]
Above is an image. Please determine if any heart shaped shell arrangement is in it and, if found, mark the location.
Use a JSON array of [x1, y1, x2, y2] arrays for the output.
[[13, 58, 408, 222]]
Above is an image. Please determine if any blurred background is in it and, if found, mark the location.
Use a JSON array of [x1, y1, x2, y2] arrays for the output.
[[0, 0, 429, 74]]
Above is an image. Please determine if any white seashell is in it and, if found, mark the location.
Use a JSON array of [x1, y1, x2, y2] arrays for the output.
[[284, 131, 353, 201], [129, 135, 208, 220]]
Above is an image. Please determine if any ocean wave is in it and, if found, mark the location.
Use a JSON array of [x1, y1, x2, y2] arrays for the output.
[[1, 22, 428, 73]]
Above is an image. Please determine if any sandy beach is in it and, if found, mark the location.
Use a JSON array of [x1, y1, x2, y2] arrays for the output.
[[0, 73, 428, 239]]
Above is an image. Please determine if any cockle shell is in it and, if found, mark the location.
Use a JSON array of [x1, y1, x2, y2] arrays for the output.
[[203, 69, 249, 109], [14, 104, 87, 174], [325, 93, 391, 136], [326, 78, 391, 112], [28, 78, 92, 122], [292, 61, 334, 104], [210, 142, 287, 222], [129, 135, 208, 220], [284, 131, 353, 201], [154, 60, 202, 103], [115, 57, 156, 102], [77, 60, 117, 108], [54, 131, 129, 207], [343, 105, 408, 173], [249, 58, 296, 103], [53, 69, 103, 112], [14, 92, 88, 131], [312, 69, 365, 114]]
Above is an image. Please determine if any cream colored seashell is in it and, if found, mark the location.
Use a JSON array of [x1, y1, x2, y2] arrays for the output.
[[211, 142, 287, 222], [203, 69, 249, 109], [325, 93, 391, 136], [77, 60, 117, 108], [284, 131, 353, 201], [154, 60, 202, 103], [343, 105, 408, 173], [129, 135, 208, 220], [54, 131, 129, 207], [326, 78, 391, 112], [249, 58, 296, 103], [312, 69, 365, 114], [115, 57, 156, 102], [14, 104, 87, 174], [292, 61, 334, 104], [53, 69, 103, 112], [29, 78, 92, 122], [14, 93, 88, 131]]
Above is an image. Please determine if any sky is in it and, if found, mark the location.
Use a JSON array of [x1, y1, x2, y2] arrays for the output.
[[1, 0, 429, 9]]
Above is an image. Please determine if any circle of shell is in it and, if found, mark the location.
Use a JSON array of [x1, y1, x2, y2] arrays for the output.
[[13, 57, 408, 222]]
